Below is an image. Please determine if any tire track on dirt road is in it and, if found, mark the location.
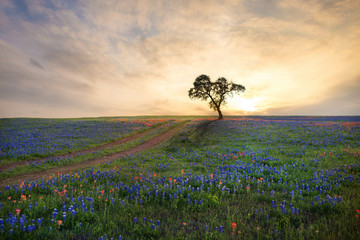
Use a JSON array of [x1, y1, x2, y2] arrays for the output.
[[0, 121, 188, 187]]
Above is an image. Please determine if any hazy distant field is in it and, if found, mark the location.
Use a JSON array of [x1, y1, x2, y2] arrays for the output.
[[0, 116, 359, 239]]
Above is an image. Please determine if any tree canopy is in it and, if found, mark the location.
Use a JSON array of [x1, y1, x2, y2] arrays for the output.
[[188, 74, 246, 119]]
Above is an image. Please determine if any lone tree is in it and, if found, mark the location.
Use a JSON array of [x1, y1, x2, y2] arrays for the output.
[[188, 74, 246, 119]]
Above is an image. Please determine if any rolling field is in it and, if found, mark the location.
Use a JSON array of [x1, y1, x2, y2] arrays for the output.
[[0, 116, 359, 239], [0, 118, 173, 163]]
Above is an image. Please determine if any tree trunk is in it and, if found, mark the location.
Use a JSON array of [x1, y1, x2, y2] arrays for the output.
[[217, 107, 223, 120]]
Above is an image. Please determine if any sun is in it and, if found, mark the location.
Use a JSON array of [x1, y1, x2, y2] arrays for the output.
[[240, 98, 258, 111], [229, 97, 263, 113]]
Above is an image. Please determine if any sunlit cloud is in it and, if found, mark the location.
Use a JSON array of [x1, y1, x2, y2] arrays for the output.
[[0, 0, 359, 117]]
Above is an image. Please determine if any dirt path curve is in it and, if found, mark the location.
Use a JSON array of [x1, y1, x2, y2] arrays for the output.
[[0, 124, 166, 172], [0, 122, 186, 187]]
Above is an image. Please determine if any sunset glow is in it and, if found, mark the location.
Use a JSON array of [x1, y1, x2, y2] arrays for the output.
[[239, 98, 258, 112], [229, 97, 263, 113], [0, 0, 359, 117]]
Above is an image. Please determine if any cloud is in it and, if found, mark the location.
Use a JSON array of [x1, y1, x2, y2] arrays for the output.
[[0, 39, 103, 116], [29, 58, 44, 69], [0, 0, 359, 117], [264, 76, 360, 115], [43, 48, 106, 82]]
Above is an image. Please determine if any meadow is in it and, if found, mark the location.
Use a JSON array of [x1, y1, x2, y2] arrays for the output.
[[0, 116, 359, 239], [0, 118, 171, 163]]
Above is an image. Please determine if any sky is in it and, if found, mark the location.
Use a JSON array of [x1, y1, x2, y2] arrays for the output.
[[0, 0, 360, 118]]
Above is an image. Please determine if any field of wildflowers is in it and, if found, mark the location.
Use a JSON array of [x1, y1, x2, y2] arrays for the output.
[[0, 118, 170, 163], [0, 119, 180, 181], [0, 116, 359, 239]]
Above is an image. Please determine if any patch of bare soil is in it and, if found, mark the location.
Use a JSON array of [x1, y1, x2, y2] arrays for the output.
[[0, 123, 185, 187]]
